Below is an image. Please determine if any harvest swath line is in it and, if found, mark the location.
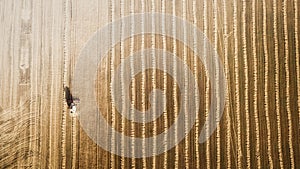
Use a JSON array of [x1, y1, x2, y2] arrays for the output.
[[150, 1, 157, 168], [213, 1, 221, 168], [251, 0, 261, 167], [203, 0, 210, 168], [192, 0, 200, 168], [262, 0, 274, 167], [295, 0, 300, 136], [222, 0, 232, 167], [129, 1, 136, 168], [120, 0, 126, 166], [242, 0, 251, 168], [283, 0, 295, 167], [172, 1, 179, 168], [161, 1, 168, 168], [182, 0, 189, 168], [233, 0, 242, 167], [272, 0, 284, 167], [109, 0, 116, 167], [241, 1, 250, 168], [140, 1, 147, 167]]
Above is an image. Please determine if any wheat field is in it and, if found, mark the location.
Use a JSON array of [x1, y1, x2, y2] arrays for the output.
[[0, 0, 299, 168]]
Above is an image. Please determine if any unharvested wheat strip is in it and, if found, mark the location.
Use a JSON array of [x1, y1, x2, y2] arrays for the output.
[[0, 2, 3, 105], [233, 0, 242, 167], [110, 0, 116, 167], [32, 6, 39, 168], [53, 1, 67, 166], [241, 1, 251, 168], [213, 1, 221, 168], [48, 1, 55, 165], [51, 1, 64, 165], [182, 1, 189, 168], [13, 0, 21, 116], [140, 1, 147, 167], [120, 0, 126, 167], [151, 1, 157, 167], [272, 0, 284, 167], [222, 0, 231, 168], [203, 0, 210, 168], [294, 0, 300, 137], [0, 0, 3, 86], [37, 2, 53, 166], [20, 0, 35, 166], [8, 0, 15, 115], [9, 1, 18, 151], [61, 0, 71, 167], [192, 1, 200, 168], [61, 67, 67, 168], [0, 0, 9, 108], [71, 1, 78, 167], [5, 2, 14, 130], [71, 117, 77, 169], [129, 1, 136, 168], [172, 1, 179, 168], [21, 0, 33, 166], [32, 1, 42, 166], [0, 2, 4, 92], [251, 1, 261, 167], [283, 1, 295, 167], [35, 1, 44, 164], [262, 0, 274, 168], [96, 2, 100, 167], [161, 1, 168, 168]]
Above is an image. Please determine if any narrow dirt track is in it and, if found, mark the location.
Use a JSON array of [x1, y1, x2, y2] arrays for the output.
[[0, 0, 299, 168]]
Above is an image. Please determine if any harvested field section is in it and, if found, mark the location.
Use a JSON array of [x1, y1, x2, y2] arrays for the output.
[[0, 0, 299, 168]]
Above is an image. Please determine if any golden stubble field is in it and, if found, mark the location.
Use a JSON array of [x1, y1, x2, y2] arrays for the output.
[[0, 0, 299, 168]]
